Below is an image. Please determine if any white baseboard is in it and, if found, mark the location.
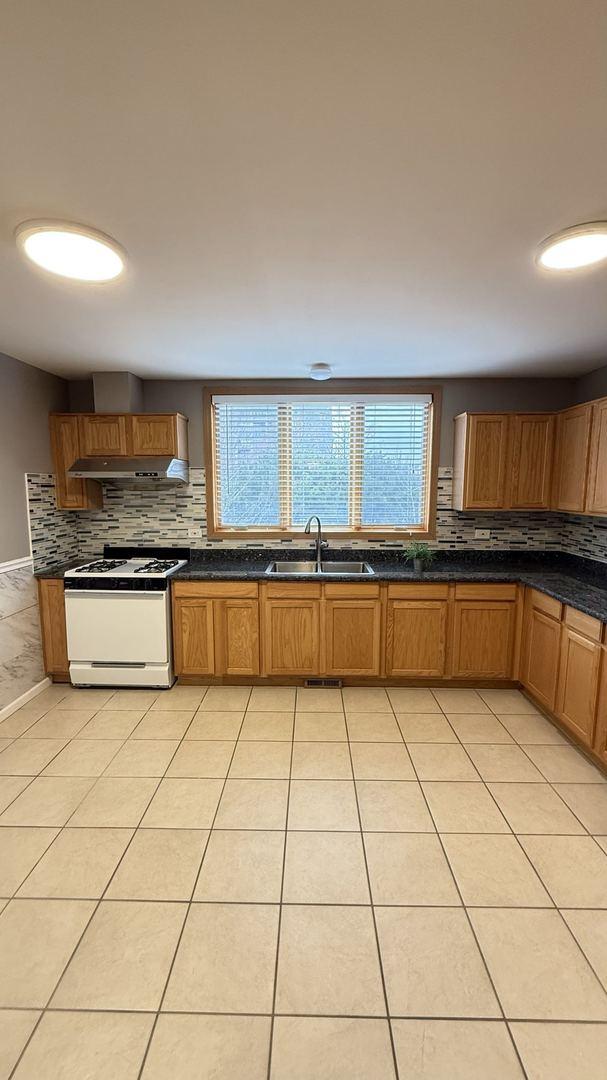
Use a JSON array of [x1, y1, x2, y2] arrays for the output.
[[0, 556, 33, 575], [0, 677, 52, 722]]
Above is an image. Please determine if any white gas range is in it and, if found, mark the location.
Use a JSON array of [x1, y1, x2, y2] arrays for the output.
[[64, 547, 189, 688]]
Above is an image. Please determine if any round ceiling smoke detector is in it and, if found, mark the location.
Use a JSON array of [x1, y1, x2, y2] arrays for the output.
[[15, 220, 127, 282], [536, 222, 607, 271], [309, 363, 332, 381]]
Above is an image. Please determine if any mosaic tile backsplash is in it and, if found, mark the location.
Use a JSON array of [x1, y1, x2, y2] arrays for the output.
[[26, 468, 607, 570]]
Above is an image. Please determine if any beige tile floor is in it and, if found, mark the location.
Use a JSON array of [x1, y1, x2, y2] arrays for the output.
[[0, 683, 607, 1078]]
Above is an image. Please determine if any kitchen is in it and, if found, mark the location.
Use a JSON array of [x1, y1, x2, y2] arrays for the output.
[[1, 3, 607, 1078]]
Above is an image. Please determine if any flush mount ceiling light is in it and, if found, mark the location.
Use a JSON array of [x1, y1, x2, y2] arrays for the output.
[[309, 363, 332, 381], [536, 221, 607, 271], [15, 220, 126, 282]]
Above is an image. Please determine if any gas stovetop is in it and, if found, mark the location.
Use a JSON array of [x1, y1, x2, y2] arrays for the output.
[[65, 557, 187, 579]]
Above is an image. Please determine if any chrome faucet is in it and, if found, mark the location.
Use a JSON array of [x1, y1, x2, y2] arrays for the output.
[[304, 515, 327, 573]]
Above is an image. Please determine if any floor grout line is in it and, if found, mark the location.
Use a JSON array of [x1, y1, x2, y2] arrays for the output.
[[134, 685, 253, 1080], [343, 689, 401, 1080]]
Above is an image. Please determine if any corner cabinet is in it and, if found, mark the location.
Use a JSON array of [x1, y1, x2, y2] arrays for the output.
[[552, 404, 593, 512], [50, 412, 189, 510], [451, 585, 518, 679]]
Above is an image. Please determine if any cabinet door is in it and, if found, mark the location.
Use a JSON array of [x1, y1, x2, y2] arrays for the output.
[[50, 415, 102, 510], [586, 398, 607, 515], [521, 606, 561, 711], [452, 601, 515, 678], [325, 599, 381, 676], [553, 404, 592, 512], [215, 599, 260, 676], [463, 414, 509, 509], [37, 579, 69, 678], [556, 626, 601, 747], [386, 600, 448, 677], [172, 598, 215, 676], [262, 599, 320, 675], [593, 649, 607, 764], [509, 414, 555, 509], [80, 415, 130, 456], [131, 415, 178, 456]]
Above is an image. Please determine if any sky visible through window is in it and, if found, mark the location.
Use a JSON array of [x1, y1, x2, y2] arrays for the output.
[[215, 398, 429, 530]]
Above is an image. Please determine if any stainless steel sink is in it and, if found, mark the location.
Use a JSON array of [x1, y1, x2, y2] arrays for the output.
[[265, 560, 374, 576]]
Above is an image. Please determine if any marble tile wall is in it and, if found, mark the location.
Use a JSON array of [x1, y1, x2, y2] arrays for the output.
[[0, 564, 45, 712]]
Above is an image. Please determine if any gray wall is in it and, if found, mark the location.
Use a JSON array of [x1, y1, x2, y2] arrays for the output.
[[140, 377, 575, 468], [573, 363, 607, 405], [0, 352, 68, 562]]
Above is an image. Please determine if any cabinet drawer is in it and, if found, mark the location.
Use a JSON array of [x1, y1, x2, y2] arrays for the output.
[[564, 606, 603, 643], [528, 588, 562, 620], [324, 582, 380, 598], [172, 581, 258, 599], [387, 583, 449, 600], [454, 583, 517, 601], [265, 581, 322, 598]]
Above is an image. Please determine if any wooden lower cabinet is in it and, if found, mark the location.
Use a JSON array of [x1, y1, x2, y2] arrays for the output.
[[451, 601, 516, 679], [38, 579, 69, 679], [325, 599, 382, 676], [556, 626, 602, 747], [172, 597, 215, 676], [521, 605, 561, 711], [593, 649, 607, 764], [214, 599, 259, 676], [386, 600, 448, 677], [262, 599, 320, 676]]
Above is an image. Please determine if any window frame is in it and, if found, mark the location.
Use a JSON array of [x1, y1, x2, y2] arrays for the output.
[[202, 380, 442, 540]]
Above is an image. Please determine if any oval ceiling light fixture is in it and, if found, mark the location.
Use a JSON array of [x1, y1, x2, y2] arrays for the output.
[[309, 362, 332, 381], [15, 219, 126, 282], [536, 221, 607, 272]]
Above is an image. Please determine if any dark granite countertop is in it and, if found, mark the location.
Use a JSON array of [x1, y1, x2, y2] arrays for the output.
[[173, 548, 607, 623], [36, 549, 607, 622]]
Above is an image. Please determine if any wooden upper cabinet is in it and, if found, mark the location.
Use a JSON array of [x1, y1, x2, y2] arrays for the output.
[[324, 598, 382, 676], [37, 578, 69, 679], [79, 414, 130, 456], [453, 413, 509, 510], [509, 414, 555, 509], [552, 403, 593, 512], [386, 599, 448, 677], [556, 624, 602, 747], [451, 600, 516, 678], [586, 397, 607, 515], [131, 414, 188, 458], [49, 414, 103, 510]]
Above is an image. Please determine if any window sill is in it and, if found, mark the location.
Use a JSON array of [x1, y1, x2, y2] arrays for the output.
[[206, 527, 436, 542]]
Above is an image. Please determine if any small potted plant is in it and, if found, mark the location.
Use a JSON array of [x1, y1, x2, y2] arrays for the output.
[[405, 541, 436, 575]]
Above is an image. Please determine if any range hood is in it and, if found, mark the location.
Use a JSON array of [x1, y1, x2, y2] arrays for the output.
[[67, 456, 189, 485]]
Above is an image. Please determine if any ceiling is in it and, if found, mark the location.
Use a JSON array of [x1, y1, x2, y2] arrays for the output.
[[1, 0, 606, 381]]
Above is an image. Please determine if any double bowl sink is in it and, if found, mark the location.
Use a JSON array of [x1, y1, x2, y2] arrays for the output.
[[266, 560, 374, 576]]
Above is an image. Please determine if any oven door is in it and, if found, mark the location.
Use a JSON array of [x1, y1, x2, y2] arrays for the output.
[[65, 589, 170, 664]]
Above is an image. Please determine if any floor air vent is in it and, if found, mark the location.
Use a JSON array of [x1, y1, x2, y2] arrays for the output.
[[304, 678, 343, 688]]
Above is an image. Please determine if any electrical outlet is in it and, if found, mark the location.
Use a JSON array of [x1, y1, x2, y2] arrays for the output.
[[474, 528, 490, 539], [187, 527, 202, 538]]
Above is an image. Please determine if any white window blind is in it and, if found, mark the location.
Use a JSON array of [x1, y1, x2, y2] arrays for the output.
[[212, 394, 433, 532]]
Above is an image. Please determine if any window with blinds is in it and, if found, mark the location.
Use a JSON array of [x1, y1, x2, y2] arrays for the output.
[[209, 392, 435, 534]]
